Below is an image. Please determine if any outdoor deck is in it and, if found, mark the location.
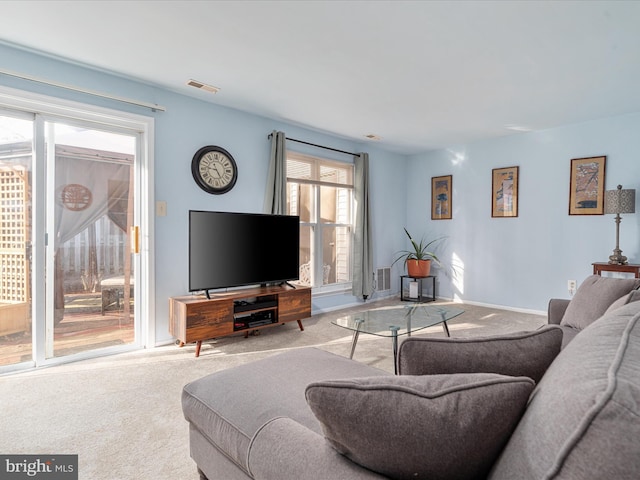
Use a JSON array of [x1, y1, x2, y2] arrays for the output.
[[0, 293, 134, 367]]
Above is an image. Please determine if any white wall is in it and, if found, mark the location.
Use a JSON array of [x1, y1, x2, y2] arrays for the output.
[[406, 115, 640, 312]]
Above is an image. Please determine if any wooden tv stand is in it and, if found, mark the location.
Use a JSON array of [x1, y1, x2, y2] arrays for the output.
[[169, 284, 311, 357]]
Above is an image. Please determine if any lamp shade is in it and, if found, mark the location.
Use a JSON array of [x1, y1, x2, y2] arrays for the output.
[[604, 185, 636, 215]]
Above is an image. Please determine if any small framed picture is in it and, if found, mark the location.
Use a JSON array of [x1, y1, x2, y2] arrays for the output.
[[569, 156, 606, 215], [492, 166, 519, 218], [431, 175, 452, 220]]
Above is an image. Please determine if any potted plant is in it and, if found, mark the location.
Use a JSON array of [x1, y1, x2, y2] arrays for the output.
[[392, 228, 442, 278]]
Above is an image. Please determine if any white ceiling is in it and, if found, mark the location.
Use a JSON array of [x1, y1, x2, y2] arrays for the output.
[[2, 0, 640, 154]]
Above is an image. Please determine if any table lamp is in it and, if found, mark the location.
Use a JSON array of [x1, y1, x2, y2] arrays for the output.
[[604, 184, 636, 264]]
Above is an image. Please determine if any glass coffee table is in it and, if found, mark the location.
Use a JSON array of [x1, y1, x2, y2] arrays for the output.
[[332, 304, 464, 374]]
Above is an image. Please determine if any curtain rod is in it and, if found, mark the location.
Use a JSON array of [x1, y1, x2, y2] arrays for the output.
[[0, 68, 166, 112], [268, 133, 360, 157]]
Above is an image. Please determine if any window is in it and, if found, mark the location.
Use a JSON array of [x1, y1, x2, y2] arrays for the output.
[[286, 153, 353, 289]]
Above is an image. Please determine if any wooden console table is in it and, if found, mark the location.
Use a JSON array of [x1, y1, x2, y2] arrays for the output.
[[592, 262, 640, 278], [169, 285, 311, 357]]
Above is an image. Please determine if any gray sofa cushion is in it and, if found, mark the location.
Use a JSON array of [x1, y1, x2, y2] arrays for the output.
[[560, 275, 640, 330], [182, 348, 388, 475], [556, 325, 580, 349], [605, 288, 640, 314], [489, 301, 640, 480], [397, 326, 562, 383], [306, 374, 534, 480], [247, 417, 387, 480]]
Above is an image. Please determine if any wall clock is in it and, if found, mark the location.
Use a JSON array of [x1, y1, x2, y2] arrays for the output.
[[191, 145, 238, 194]]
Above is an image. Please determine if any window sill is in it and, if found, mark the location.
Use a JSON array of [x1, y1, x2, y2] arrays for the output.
[[312, 282, 352, 297]]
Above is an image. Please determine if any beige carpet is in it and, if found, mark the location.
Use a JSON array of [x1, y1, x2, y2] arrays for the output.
[[0, 298, 545, 479]]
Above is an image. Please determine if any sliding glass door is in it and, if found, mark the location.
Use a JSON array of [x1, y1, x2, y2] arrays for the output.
[[0, 93, 150, 372], [0, 111, 33, 366], [45, 121, 138, 360]]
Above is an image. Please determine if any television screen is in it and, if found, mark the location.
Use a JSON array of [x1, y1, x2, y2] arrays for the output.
[[189, 210, 300, 292]]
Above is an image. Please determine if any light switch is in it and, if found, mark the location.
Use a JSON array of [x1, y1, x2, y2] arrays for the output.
[[156, 201, 167, 217]]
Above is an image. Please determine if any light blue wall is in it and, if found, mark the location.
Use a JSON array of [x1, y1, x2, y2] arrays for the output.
[[0, 43, 407, 344], [406, 115, 640, 312], [3, 41, 639, 338]]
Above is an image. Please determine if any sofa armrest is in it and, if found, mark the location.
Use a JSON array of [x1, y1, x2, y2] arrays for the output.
[[548, 298, 570, 324], [397, 326, 562, 383], [248, 417, 386, 480]]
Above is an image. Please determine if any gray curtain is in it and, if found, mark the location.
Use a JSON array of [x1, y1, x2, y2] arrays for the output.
[[55, 155, 130, 245], [264, 130, 287, 214], [352, 152, 374, 300]]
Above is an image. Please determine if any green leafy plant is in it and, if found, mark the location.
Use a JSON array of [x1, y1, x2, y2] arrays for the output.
[[392, 228, 442, 269]]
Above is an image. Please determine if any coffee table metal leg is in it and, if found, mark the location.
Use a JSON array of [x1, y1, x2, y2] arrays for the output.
[[405, 307, 413, 337], [441, 320, 450, 337], [349, 319, 364, 359], [390, 325, 400, 375], [438, 311, 451, 337]]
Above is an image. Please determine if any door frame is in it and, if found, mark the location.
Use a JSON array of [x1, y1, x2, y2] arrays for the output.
[[0, 85, 155, 372]]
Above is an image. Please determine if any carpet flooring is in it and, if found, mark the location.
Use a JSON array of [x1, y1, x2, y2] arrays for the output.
[[0, 298, 545, 479]]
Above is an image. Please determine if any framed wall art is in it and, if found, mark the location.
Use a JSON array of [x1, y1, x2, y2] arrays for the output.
[[492, 166, 519, 217], [431, 175, 452, 220], [568, 155, 606, 215]]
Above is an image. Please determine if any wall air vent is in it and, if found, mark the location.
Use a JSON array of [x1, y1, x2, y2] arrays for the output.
[[376, 267, 391, 292], [187, 79, 220, 94]]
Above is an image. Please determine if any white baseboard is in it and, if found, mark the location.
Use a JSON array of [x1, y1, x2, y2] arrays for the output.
[[440, 296, 546, 316], [311, 290, 398, 315]]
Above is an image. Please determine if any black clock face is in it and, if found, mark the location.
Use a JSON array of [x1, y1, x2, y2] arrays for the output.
[[191, 146, 238, 194]]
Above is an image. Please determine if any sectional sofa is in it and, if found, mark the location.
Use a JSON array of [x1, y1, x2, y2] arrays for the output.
[[182, 275, 640, 479]]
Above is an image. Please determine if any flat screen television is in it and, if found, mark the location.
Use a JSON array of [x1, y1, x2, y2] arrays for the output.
[[189, 210, 300, 293]]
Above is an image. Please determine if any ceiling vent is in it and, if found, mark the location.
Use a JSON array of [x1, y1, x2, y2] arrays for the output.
[[187, 79, 220, 94]]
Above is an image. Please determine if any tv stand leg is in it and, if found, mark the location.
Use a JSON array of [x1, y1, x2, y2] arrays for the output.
[[195, 340, 202, 357], [297, 320, 304, 331]]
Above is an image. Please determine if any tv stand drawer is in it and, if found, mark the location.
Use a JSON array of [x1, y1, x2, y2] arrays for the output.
[[278, 289, 311, 323]]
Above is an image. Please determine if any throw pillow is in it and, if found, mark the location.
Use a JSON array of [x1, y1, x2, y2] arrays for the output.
[[397, 326, 562, 383], [561, 275, 640, 330], [305, 373, 534, 480], [604, 289, 640, 314]]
